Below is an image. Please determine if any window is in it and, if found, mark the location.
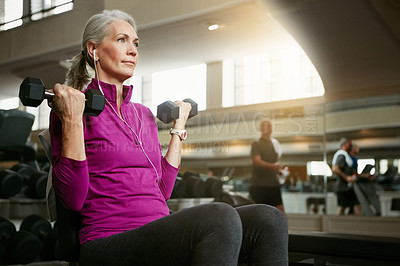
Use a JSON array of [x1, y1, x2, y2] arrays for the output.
[[222, 48, 324, 107], [307, 161, 332, 176], [0, 0, 23, 31], [124, 75, 143, 104], [0, 97, 20, 110], [30, 0, 73, 21], [357, 159, 375, 175], [0, 97, 50, 130], [0, 0, 73, 31], [222, 59, 234, 107], [151, 64, 206, 115], [379, 159, 400, 175]]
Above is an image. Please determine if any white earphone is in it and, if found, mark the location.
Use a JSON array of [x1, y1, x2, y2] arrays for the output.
[[93, 49, 98, 62]]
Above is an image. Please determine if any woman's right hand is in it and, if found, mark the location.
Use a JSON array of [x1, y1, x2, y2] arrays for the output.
[[48, 84, 85, 123]]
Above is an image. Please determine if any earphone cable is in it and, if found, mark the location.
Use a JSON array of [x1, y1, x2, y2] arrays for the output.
[[93, 56, 160, 183]]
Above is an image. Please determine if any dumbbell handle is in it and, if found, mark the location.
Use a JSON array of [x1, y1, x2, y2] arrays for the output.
[[43, 89, 105, 117], [43, 90, 89, 102]]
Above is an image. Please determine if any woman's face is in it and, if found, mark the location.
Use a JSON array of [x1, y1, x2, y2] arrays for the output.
[[95, 19, 139, 84]]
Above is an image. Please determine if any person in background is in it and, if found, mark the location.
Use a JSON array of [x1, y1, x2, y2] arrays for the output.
[[250, 119, 285, 213], [49, 9, 288, 265], [331, 138, 361, 215], [350, 143, 376, 179], [349, 143, 360, 172]]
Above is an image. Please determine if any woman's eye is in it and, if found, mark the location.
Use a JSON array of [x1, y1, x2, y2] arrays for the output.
[[134, 42, 139, 48], [118, 38, 125, 43]]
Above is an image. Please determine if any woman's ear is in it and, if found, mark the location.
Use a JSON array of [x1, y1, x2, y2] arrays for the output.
[[87, 42, 97, 61]]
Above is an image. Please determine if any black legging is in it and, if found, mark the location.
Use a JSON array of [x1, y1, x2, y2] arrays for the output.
[[80, 202, 288, 266]]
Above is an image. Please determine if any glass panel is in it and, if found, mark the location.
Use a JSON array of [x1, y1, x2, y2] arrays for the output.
[[151, 64, 206, 114], [31, 0, 44, 14], [0, 97, 19, 110], [357, 158, 375, 175], [307, 161, 332, 176], [222, 48, 325, 107], [222, 59, 234, 107], [124, 75, 143, 104], [26, 106, 39, 130], [0, 0, 23, 30], [379, 159, 388, 174], [31, 0, 73, 21]]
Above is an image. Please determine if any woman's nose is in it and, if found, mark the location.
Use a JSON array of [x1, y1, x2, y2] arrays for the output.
[[128, 44, 138, 55]]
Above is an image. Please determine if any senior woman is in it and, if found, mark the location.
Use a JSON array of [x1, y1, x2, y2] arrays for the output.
[[49, 9, 288, 265]]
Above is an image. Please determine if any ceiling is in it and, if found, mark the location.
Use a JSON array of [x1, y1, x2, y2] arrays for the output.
[[0, 0, 296, 99]]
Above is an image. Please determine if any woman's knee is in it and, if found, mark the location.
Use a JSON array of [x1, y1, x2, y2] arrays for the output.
[[202, 202, 243, 236], [209, 202, 242, 225], [237, 204, 287, 232]]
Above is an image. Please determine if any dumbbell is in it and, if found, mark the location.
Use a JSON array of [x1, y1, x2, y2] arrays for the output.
[[171, 176, 187, 198], [11, 163, 48, 199], [20, 214, 58, 261], [0, 170, 23, 198], [204, 177, 223, 198], [215, 192, 256, 208], [157, 98, 198, 124], [19, 77, 105, 117], [0, 216, 41, 265], [182, 171, 206, 198]]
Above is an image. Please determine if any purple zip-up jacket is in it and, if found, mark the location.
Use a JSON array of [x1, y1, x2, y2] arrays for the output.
[[50, 79, 179, 244]]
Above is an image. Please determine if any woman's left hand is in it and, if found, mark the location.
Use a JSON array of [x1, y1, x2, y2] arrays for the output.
[[173, 101, 192, 130]]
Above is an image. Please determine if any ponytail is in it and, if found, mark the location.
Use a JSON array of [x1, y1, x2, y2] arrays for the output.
[[65, 50, 91, 91]]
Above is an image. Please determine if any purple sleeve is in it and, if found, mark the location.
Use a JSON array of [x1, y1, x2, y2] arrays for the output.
[[50, 111, 89, 211], [158, 155, 180, 201]]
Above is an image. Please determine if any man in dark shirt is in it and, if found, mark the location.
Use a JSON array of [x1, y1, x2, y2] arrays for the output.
[[250, 119, 285, 212]]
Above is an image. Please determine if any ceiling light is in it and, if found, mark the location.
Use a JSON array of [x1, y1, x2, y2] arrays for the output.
[[208, 24, 219, 31]]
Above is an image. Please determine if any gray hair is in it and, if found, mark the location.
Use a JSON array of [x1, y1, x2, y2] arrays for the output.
[[65, 10, 137, 90], [339, 137, 350, 147]]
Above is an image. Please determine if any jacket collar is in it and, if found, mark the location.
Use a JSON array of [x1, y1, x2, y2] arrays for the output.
[[87, 78, 133, 104]]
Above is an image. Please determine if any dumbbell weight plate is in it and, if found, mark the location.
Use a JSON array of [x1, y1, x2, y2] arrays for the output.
[[0, 170, 23, 198], [0, 216, 17, 238], [171, 176, 187, 198], [6, 230, 42, 264], [20, 214, 58, 261], [183, 98, 198, 118], [182, 172, 206, 198], [204, 177, 223, 198], [10, 163, 48, 199], [1, 216, 41, 265], [26, 171, 48, 199], [216, 192, 255, 208], [0, 217, 16, 264], [20, 214, 53, 238], [84, 89, 106, 117], [10, 163, 36, 179], [157, 100, 180, 124], [19, 77, 45, 107]]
